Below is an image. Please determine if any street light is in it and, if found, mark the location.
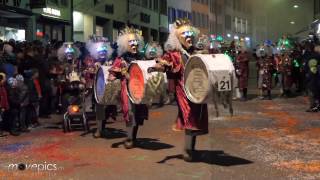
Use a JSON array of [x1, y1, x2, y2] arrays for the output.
[[290, 21, 295, 25], [293, 5, 299, 8]]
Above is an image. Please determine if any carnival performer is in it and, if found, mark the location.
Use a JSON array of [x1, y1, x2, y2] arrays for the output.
[[256, 44, 274, 100], [148, 18, 208, 161], [57, 42, 84, 112], [235, 42, 249, 101], [143, 41, 167, 107], [108, 27, 148, 149], [304, 43, 320, 112], [85, 35, 117, 138], [195, 34, 209, 54], [278, 38, 293, 97]]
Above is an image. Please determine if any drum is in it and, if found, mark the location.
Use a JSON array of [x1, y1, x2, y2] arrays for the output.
[[94, 65, 121, 105], [128, 60, 167, 104], [184, 54, 236, 104]]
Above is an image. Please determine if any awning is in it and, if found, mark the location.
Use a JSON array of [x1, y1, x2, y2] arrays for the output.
[[36, 14, 71, 25], [0, 5, 33, 18]]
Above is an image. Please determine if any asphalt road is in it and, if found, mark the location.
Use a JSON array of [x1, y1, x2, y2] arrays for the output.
[[0, 93, 319, 180], [0, 62, 319, 180]]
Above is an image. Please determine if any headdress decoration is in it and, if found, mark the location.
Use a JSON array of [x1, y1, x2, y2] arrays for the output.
[[57, 42, 80, 61], [86, 35, 113, 60], [164, 18, 199, 51], [116, 26, 144, 56]]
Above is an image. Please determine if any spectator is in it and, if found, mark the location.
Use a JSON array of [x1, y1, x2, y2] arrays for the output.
[[0, 72, 9, 137], [7, 77, 21, 136], [26, 69, 41, 127], [16, 74, 30, 132]]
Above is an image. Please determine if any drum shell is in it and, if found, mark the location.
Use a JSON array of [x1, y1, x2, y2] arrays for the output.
[[184, 54, 236, 104], [94, 65, 121, 105], [128, 60, 167, 104]]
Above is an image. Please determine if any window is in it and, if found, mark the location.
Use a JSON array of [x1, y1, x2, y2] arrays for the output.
[[105, 4, 114, 14], [49, 0, 58, 5], [225, 14, 231, 30], [140, 13, 150, 23], [160, 0, 167, 15], [149, 0, 152, 9], [60, 0, 68, 6], [141, 0, 148, 8], [154, 0, 158, 11]]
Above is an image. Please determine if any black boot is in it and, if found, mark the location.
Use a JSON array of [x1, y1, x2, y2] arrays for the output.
[[183, 134, 196, 162], [124, 126, 139, 149], [267, 90, 272, 100]]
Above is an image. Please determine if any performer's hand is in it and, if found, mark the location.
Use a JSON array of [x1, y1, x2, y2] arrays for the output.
[[108, 75, 116, 81], [147, 67, 155, 73]]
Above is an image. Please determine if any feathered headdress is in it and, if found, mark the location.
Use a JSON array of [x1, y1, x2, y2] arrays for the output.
[[116, 26, 144, 56]]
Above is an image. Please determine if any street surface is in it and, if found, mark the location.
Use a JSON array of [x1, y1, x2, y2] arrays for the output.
[[0, 62, 319, 180]]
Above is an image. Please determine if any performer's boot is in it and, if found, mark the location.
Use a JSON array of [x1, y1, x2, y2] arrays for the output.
[[124, 125, 139, 149], [94, 104, 105, 138], [243, 88, 248, 100], [267, 90, 272, 100], [183, 133, 196, 162]]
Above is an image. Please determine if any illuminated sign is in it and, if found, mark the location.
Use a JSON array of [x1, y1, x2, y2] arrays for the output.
[[43, 7, 61, 17]]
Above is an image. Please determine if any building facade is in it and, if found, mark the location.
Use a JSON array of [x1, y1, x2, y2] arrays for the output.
[[73, 0, 168, 43], [0, 0, 72, 42]]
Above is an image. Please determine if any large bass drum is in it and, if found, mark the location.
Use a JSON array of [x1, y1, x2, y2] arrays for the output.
[[127, 60, 167, 104], [94, 65, 121, 105], [184, 54, 236, 104]]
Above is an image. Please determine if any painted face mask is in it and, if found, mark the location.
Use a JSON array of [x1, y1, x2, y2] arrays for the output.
[[308, 59, 318, 74], [97, 45, 108, 60], [128, 34, 139, 54], [177, 26, 196, 49], [65, 45, 75, 62], [144, 42, 163, 59], [195, 35, 209, 50]]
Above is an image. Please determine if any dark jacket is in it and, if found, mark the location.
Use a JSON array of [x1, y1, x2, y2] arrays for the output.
[[7, 87, 21, 109]]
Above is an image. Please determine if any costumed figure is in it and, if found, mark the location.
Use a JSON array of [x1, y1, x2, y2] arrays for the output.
[[142, 41, 168, 107], [256, 44, 275, 100], [277, 37, 293, 97], [195, 34, 209, 54], [148, 18, 210, 161], [208, 35, 222, 54], [57, 42, 84, 112], [85, 35, 118, 138], [108, 27, 148, 149], [304, 43, 320, 112], [235, 41, 249, 101]]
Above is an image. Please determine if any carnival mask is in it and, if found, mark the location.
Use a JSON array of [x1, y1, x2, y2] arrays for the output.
[[65, 45, 75, 62], [145, 42, 163, 59], [308, 59, 318, 74], [128, 34, 139, 54], [195, 35, 209, 50], [97, 45, 108, 60], [176, 25, 196, 49]]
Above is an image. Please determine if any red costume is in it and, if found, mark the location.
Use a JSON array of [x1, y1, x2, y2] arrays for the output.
[[236, 52, 249, 90], [162, 51, 208, 134]]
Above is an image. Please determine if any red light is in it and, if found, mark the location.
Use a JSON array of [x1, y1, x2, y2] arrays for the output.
[[36, 31, 44, 37]]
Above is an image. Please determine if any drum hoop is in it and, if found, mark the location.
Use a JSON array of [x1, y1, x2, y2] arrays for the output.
[[94, 67, 102, 104], [183, 54, 211, 104], [127, 62, 145, 104]]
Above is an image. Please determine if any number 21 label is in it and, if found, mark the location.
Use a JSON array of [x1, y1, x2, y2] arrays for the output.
[[217, 75, 231, 91]]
